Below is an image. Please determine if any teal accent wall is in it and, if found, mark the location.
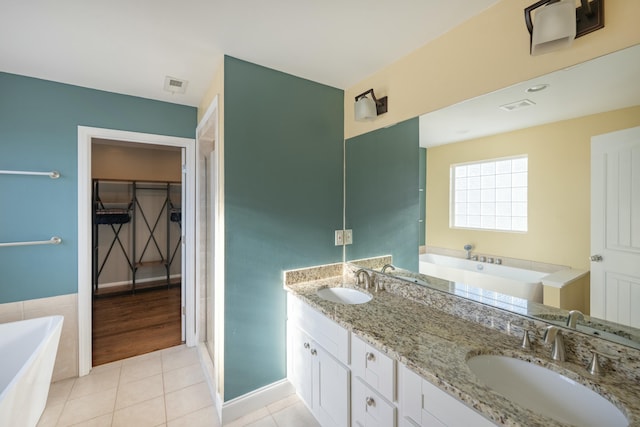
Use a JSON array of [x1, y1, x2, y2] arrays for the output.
[[419, 148, 427, 246], [0, 72, 196, 303], [223, 57, 344, 399], [345, 118, 420, 271]]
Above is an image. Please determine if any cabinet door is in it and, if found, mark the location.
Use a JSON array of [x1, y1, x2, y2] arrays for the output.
[[352, 377, 396, 427], [289, 323, 313, 407], [399, 364, 422, 425], [312, 344, 350, 427]]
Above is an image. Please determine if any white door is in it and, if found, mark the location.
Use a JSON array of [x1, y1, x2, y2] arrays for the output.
[[591, 126, 640, 328]]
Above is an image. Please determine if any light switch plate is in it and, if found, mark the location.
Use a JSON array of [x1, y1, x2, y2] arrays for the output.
[[344, 229, 353, 245], [335, 230, 344, 246]]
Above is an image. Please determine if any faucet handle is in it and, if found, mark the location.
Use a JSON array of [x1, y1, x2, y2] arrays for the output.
[[508, 321, 533, 350], [588, 350, 620, 376], [520, 329, 532, 350]]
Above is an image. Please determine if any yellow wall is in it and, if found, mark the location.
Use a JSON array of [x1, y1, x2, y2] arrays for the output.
[[345, 0, 640, 139], [426, 106, 640, 270], [92, 142, 182, 182], [198, 57, 224, 124]]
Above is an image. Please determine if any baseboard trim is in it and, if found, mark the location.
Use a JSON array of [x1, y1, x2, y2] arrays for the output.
[[221, 379, 295, 424], [96, 274, 182, 289], [196, 343, 295, 424]]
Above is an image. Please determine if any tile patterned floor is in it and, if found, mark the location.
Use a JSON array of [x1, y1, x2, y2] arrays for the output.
[[37, 345, 319, 427]]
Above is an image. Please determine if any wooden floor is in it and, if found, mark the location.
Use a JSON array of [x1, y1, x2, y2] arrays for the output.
[[92, 285, 182, 366]]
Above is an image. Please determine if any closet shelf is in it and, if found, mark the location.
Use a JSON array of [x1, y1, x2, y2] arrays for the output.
[[95, 209, 131, 225], [93, 180, 182, 295]]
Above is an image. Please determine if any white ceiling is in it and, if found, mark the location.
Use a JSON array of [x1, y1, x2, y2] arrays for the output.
[[0, 0, 499, 107], [420, 44, 640, 147]]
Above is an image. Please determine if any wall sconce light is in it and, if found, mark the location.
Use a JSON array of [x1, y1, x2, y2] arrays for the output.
[[354, 89, 388, 121], [525, 0, 604, 56]]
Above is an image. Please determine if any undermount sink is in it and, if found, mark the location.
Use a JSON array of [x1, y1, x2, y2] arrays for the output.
[[467, 355, 628, 427], [316, 287, 372, 304]]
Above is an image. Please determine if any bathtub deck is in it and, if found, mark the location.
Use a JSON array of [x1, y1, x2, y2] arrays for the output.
[[92, 285, 182, 366]]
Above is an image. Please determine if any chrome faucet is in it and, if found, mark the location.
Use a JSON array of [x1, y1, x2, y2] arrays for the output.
[[464, 244, 473, 260], [566, 310, 584, 328], [543, 326, 566, 362], [381, 264, 396, 273], [355, 269, 371, 291]]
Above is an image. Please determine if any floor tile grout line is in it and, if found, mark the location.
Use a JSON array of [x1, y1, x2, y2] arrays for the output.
[[161, 353, 168, 427], [107, 363, 122, 427]]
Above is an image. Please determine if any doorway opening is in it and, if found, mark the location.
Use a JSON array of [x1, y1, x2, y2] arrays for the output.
[[91, 140, 184, 365], [78, 126, 196, 376]]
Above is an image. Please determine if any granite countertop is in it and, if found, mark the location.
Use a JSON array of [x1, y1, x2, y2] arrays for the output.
[[285, 277, 640, 427]]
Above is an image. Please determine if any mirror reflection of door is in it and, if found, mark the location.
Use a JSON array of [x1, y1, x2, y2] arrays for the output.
[[591, 125, 640, 328]]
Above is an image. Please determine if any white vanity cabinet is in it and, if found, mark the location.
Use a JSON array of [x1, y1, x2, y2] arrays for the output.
[[399, 364, 496, 427], [287, 295, 350, 427]]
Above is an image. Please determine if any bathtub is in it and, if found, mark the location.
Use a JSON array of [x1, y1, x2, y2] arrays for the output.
[[0, 316, 64, 427], [419, 253, 546, 303]]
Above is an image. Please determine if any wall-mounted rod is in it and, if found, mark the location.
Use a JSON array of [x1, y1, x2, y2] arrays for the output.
[[0, 169, 60, 179], [0, 236, 62, 247]]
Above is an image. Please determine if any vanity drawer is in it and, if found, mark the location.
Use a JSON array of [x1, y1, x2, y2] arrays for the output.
[[352, 377, 396, 427], [351, 334, 396, 402], [287, 294, 350, 364]]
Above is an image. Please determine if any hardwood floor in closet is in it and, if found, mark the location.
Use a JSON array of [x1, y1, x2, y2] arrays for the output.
[[92, 285, 182, 366]]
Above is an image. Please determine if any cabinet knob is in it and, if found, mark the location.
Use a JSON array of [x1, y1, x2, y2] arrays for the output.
[[366, 396, 375, 407], [366, 352, 376, 362], [310, 349, 317, 356], [303, 342, 310, 349]]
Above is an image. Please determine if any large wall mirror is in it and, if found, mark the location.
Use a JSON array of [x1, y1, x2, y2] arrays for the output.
[[345, 44, 640, 349]]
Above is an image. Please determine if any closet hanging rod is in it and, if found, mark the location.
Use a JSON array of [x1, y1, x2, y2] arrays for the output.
[[0, 236, 62, 247], [0, 169, 60, 179]]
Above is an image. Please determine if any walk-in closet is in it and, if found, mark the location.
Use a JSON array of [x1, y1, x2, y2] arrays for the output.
[[91, 139, 184, 365]]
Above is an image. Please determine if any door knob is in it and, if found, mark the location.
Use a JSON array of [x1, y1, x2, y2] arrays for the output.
[[590, 254, 603, 262]]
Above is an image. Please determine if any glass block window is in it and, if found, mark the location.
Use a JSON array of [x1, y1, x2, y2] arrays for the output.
[[451, 156, 528, 232]]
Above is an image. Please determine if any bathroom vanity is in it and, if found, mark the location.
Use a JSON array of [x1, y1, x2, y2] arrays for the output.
[[284, 263, 640, 427]]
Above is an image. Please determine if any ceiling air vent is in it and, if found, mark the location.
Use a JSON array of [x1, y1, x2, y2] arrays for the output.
[[164, 76, 188, 94], [499, 99, 536, 112]]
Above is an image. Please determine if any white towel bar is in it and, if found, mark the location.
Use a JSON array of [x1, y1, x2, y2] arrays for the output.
[[0, 237, 62, 247], [0, 169, 60, 179]]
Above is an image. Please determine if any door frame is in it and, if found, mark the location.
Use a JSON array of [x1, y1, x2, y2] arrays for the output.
[[77, 126, 196, 376], [195, 95, 225, 408]]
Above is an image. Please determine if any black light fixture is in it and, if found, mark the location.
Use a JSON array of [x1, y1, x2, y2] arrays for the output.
[[354, 89, 388, 121], [525, 0, 604, 56]]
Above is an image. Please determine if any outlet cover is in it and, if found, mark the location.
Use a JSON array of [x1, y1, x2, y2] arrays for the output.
[[335, 230, 344, 246], [344, 229, 353, 245]]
